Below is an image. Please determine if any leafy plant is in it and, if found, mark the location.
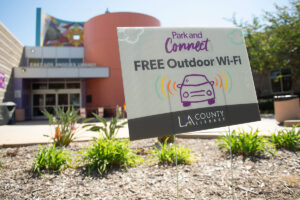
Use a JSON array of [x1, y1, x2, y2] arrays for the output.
[[32, 145, 71, 175], [85, 105, 127, 139], [271, 126, 300, 151], [0, 152, 2, 167], [43, 107, 82, 147], [81, 138, 143, 175], [157, 135, 175, 144], [217, 129, 276, 156], [154, 141, 193, 165], [217, 132, 241, 154]]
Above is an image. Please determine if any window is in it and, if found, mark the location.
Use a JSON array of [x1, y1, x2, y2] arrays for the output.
[[86, 95, 92, 103], [270, 68, 292, 94], [58, 94, 68, 105], [43, 59, 56, 67], [28, 59, 42, 67], [66, 83, 80, 89], [70, 93, 80, 106], [56, 58, 70, 66], [49, 83, 65, 89], [32, 81, 81, 90], [32, 83, 47, 90], [46, 94, 56, 106], [71, 58, 83, 66]]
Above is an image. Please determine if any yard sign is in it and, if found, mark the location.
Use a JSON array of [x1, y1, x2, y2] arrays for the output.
[[117, 27, 260, 140]]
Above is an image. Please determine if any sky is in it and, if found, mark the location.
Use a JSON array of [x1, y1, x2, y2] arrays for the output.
[[0, 0, 290, 46]]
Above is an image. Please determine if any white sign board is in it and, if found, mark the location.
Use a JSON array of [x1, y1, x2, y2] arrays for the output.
[[118, 27, 260, 140]]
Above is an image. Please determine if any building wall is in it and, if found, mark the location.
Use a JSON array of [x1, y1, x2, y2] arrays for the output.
[[84, 12, 160, 112], [25, 46, 84, 61], [0, 22, 24, 103], [253, 71, 273, 98], [253, 70, 300, 98]]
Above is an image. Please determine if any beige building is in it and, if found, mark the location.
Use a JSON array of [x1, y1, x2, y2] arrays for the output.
[[0, 22, 23, 103]]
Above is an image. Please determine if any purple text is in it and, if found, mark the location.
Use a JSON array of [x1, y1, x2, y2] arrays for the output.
[[165, 37, 210, 54]]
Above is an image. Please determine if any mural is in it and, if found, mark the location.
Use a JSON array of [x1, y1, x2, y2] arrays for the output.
[[0, 72, 5, 89], [37, 8, 85, 47]]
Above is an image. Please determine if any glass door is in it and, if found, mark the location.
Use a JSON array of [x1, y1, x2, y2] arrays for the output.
[[58, 93, 68, 111], [69, 93, 80, 111], [45, 94, 56, 115], [33, 94, 44, 117], [32, 92, 81, 119]]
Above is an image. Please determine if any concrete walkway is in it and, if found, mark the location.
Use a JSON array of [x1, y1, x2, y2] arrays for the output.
[[0, 114, 298, 147], [0, 119, 129, 147]]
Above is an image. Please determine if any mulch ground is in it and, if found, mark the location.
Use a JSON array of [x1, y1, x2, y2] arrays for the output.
[[0, 138, 299, 200]]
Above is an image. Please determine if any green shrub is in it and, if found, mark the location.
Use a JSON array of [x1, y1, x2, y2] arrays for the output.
[[154, 141, 194, 165], [84, 105, 127, 140], [217, 129, 276, 156], [43, 107, 82, 147], [271, 126, 300, 150], [32, 145, 71, 175], [157, 135, 175, 144], [82, 138, 143, 175]]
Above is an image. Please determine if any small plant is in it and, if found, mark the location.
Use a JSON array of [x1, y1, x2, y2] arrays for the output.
[[154, 141, 193, 165], [0, 152, 2, 167], [85, 105, 127, 139], [271, 126, 300, 151], [157, 135, 175, 144], [43, 107, 81, 147], [217, 129, 276, 156], [32, 145, 71, 175], [81, 138, 143, 175]]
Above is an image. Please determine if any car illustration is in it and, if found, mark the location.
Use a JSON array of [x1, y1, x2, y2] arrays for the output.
[[177, 74, 215, 107]]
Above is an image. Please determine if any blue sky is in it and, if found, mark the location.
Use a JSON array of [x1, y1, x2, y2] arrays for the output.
[[0, 0, 289, 46]]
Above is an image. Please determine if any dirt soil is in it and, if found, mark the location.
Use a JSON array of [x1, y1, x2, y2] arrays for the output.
[[0, 138, 299, 200]]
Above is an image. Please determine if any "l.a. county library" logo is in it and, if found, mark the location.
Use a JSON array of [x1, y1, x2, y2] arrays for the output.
[[178, 110, 225, 128]]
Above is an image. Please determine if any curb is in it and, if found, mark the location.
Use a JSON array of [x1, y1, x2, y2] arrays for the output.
[[0, 137, 129, 148], [0, 141, 52, 148], [0, 140, 92, 148], [176, 134, 222, 139]]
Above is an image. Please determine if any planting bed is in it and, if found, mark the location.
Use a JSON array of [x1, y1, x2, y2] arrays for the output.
[[0, 138, 299, 199]]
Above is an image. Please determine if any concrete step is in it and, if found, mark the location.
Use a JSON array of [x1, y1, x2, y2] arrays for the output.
[[284, 119, 300, 127]]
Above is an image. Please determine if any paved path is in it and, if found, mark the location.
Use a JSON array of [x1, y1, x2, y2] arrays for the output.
[[0, 114, 298, 146], [0, 119, 129, 147]]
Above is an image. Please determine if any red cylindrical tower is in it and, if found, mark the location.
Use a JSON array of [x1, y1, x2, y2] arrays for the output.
[[84, 12, 160, 113]]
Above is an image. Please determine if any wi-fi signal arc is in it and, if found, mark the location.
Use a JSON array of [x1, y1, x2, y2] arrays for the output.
[[168, 80, 174, 96], [216, 73, 223, 88], [155, 75, 178, 100], [225, 70, 233, 93], [161, 76, 168, 98], [215, 70, 233, 93], [221, 71, 228, 91], [173, 81, 177, 92]]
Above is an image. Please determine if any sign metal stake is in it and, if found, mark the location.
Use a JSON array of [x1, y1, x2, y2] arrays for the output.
[[228, 125, 235, 200], [166, 85, 179, 200], [175, 141, 179, 200]]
